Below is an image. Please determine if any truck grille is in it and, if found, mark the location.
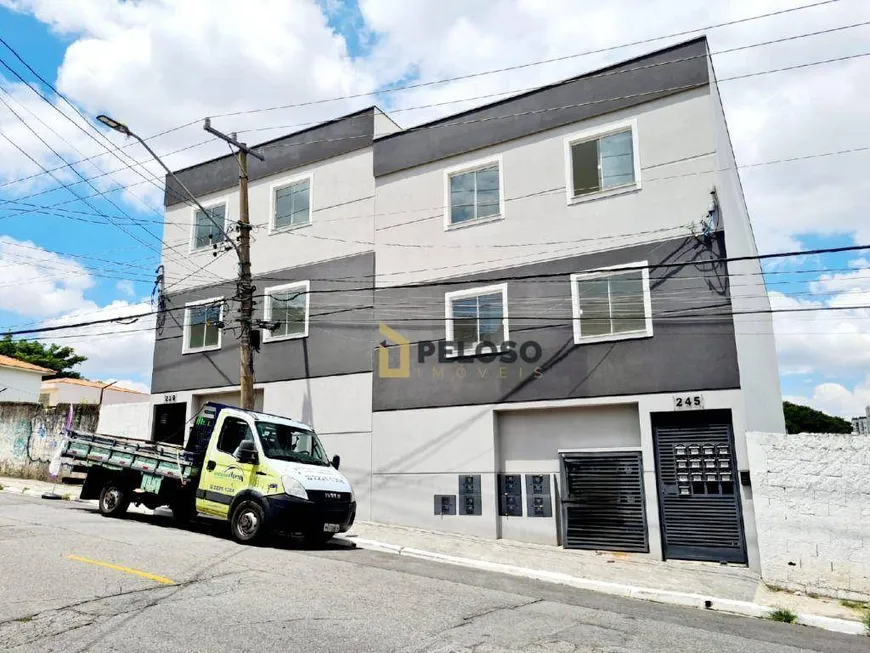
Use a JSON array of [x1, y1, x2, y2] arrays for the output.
[[306, 490, 352, 505]]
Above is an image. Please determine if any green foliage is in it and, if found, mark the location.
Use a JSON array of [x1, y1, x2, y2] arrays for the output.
[[840, 599, 870, 611], [862, 610, 870, 635], [783, 401, 852, 434], [767, 607, 797, 623], [0, 334, 86, 379]]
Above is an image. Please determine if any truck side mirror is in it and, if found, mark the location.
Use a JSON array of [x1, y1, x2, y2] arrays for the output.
[[331, 454, 341, 470], [235, 440, 258, 465]]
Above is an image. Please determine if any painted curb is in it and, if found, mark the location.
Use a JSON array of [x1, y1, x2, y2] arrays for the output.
[[346, 537, 866, 636]]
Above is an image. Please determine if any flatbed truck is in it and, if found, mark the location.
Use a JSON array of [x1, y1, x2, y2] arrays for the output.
[[61, 402, 355, 544]]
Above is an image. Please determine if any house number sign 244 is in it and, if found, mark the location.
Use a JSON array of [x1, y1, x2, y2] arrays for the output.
[[673, 394, 704, 410]]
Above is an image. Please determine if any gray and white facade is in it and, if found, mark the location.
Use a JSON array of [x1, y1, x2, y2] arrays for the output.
[[151, 37, 784, 569]]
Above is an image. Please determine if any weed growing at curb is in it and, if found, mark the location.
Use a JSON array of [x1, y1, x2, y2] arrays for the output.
[[22, 486, 30, 493], [0, 484, 4, 490], [765, 584, 786, 593], [62, 493, 72, 501], [768, 608, 798, 624], [862, 611, 870, 636], [840, 599, 870, 611]]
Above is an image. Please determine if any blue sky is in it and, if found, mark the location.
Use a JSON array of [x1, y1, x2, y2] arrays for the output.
[[0, 0, 867, 415]]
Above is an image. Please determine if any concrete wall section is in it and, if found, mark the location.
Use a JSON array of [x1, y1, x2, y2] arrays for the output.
[[747, 432, 870, 600], [374, 235, 740, 411], [371, 405, 497, 537], [0, 403, 99, 478], [0, 368, 44, 403], [373, 88, 715, 285], [97, 402, 152, 440], [152, 252, 374, 394], [708, 57, 785, 435]]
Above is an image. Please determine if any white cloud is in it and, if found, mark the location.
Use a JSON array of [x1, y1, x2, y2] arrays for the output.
[[115, 279, 135, 296], [0, 235, 94, 317], [784, 376, 870, 419], [107, 378, 150, 393], [0, 0, 377, 209], [38, 300, 155, 383]]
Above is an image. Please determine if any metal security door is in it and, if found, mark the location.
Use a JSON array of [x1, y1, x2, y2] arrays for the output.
[[652, 410, 746, 563], [560, 452, 648, 552]]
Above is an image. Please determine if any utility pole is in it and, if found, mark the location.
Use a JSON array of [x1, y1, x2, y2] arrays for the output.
[[203, 118, 264, 411], [96, 113, 265, 412]]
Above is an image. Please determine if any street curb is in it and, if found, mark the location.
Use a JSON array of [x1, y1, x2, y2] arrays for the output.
[[345, 537, 866, 636]]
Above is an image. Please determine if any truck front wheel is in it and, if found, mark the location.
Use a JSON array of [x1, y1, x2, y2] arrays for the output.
[[98, 484, 130, 518], [230, 500, 267, 544]]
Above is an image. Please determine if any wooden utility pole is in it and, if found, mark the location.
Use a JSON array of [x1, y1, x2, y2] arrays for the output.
[[203, 119, 264, 410]]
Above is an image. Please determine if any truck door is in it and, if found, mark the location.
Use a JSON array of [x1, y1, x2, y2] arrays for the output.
[[195, 415, 259, 517]]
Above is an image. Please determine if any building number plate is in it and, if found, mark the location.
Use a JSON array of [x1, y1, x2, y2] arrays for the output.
[[164, 394, 177, 403], [673, 394, 704, 410]]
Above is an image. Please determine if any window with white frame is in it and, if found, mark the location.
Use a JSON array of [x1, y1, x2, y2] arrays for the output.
[[567, 123, 639, 198], [272, 177, 311, 231], [264, 281, 309, 341], [447, 160, 501, 226], [184, 299, 223, 353], [445, 284, 508, 354], [192, 203, 226, 250], [571, 264, 652, 343]]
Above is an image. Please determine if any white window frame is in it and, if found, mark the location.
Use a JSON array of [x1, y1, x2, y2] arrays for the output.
[[269, 172, 314, 234], [443, 154, 505, 231], [570, 261, 652, 345], [444, 283, 509, 357], [563, 118, 641, 204], [182, 296, 224, 354], [263, 280, 310, 342], [189, 198, 230, 253]]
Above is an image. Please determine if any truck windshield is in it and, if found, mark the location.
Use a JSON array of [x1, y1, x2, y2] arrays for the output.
[[255, 421, 330, 466]]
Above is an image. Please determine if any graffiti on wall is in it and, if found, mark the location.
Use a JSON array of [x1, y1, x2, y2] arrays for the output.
[[0, 403, 100, 477]]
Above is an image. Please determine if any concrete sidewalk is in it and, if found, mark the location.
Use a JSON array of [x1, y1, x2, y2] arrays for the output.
[[343, 522, 868, 633]]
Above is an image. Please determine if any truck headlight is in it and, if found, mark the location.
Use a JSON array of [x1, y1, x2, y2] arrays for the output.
[[281, 475, 308, 500]]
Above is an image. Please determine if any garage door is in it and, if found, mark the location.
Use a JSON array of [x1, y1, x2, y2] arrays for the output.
[[496, 404, 642, 547]]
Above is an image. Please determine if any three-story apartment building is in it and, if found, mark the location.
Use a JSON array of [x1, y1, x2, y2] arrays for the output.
[[151, 37, 784, 568]]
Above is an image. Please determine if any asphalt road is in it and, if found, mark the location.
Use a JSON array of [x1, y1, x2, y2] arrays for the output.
[[0, 493, 865, 653]]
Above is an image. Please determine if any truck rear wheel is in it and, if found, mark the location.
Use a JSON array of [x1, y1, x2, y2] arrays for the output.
[[230, 500, 267, 544], [98, 484, 130, 518]]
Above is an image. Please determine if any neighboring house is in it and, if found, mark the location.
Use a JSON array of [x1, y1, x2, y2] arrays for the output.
[[0, 354, 54, 402], [39, 378, 148, 406], [151, 37, 783, 570], [852, 410, 869, 435]]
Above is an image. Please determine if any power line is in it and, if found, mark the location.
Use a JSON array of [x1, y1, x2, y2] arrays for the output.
[[238, 19, 870, 136], [4, 240, 870, 338], [211, 0, 845, 119]]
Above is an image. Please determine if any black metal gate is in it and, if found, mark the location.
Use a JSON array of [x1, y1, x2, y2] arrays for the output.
[[652, 410, 746, 563], [560, 451, 648, 552]]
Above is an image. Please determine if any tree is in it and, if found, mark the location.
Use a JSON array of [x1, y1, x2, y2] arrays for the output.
[[0, 334, 86, 379], [782, 401, 853, 434]]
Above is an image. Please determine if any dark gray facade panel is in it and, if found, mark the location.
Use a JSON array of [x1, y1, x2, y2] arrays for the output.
[[151, 253, 374, 394], [373, 38, 709, 177], [165, 108, 375, 207], [373, 234, 739, 411]]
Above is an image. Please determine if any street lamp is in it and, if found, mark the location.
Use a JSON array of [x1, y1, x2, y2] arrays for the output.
[[95, 114, 237, 255], [96, 114, 130, 136]]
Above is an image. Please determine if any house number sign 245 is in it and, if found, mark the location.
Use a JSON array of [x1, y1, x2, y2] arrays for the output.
[[673, 394, 704, 410]]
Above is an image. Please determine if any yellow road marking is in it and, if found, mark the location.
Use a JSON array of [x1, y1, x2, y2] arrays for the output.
[[66, 555, 175, 585]]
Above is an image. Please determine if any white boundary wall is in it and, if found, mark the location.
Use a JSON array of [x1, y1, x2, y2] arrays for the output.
[[747, 431, 870, 600], [97, 402, 152, 441]]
